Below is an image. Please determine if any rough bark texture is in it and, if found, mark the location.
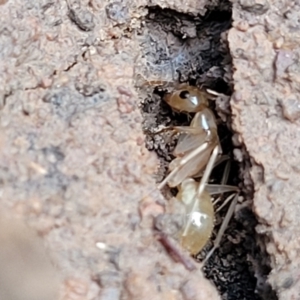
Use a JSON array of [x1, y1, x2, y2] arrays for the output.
[[0, 0, 222, 299], [229, 1, 300, 299]]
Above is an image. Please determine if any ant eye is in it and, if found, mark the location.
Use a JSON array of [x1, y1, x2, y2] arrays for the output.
[[179, 90, 190, 99]]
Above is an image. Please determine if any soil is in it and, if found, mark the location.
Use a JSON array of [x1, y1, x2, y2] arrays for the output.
[[0, 0, 298, 299]]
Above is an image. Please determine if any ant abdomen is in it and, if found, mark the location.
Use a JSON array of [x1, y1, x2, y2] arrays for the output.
[[176, 178, 214, 255]]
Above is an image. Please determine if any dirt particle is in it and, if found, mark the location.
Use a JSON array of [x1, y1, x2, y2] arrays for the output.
[[116, 95, 135, 114], [42, 146, 65, 163], [68, 7, 95, 31], [281, 277, 294, 289], [232, 133, 242, 147], [239, 0, 270, 15], [74, 72, 106, 97], [158, 234, 197, 271], [40, 77, 53, 89], [64, 277, 89, 297], [275, 50, 296, 80], [235, 20, 249, 32], [139, 199, 164, 219], [286, 61, 300, 86], [106, 2, 129, 25], [94, 270, 122, 287], [181, 24, 197, 39], [136, 136, 144, 146], [280, 97, 300, 122], [117, 85, 133, 97], [233, 148, 244, 162], [232, 91, 243, 103], [22, 100, 35, 115]]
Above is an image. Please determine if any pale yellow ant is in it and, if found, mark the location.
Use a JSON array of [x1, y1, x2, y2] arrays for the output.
[[149, 83, 239, 266]]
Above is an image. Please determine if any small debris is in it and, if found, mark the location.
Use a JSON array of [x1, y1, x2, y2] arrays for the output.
[[68, 6, 95, 31], [106, 2, 129, 25]]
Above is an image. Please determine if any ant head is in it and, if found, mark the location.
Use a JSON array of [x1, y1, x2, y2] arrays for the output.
[[164, 84, 209, 113]]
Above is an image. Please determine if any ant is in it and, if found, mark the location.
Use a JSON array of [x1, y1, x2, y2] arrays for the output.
[[146, 82, 239, 267]]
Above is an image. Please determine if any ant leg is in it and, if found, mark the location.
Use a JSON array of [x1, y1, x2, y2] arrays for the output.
[[211, 160, 231, 206], [211, 160, 239, 209], [182, 145, 219, 237], [192, 154, 229, 178], [215, 193, 236, 213], [196, 146, 219, 201], [157, 142, 209, 190], [149, 126, 201, 136], [215, 155, 230, 169], [206, 89, 223, 97], [206, 185, 238, 196], [200, 193, 239, 267], [221, 160, 231, 185], [139, 132, 210, 203], [196, 146, 219, 199]]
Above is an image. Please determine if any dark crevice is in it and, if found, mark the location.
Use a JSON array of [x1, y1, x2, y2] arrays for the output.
[[1, 90, 13, 110], [138, 3, 274, 300], [64, 60, 78, 72]]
